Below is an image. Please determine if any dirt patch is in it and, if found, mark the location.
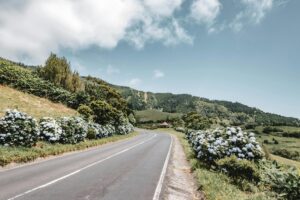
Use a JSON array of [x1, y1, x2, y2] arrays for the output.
[[163, 135, 205, 200]]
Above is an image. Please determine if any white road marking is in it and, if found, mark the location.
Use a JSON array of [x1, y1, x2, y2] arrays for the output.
[[7, 134, 157, 200], [152, 134, 173, 200]]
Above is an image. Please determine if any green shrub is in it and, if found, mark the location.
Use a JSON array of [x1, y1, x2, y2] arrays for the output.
[[90, 100, 123, 125], [0, 110, 39, 147], [271, 149, 300, 161], [263, 127, 283, 134], [77, 105, 93, 120], [260, 161, 300, 200], [263, 139, 269, 144], [87, 127, 97, 140], [282, 132, 300, 138], [217, 155, 260, 183]]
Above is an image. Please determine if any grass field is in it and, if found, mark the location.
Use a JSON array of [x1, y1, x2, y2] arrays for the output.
[[255, 125, 300, 133], [135, 109, 182, 123], [0, 85, 77, 119], [256, 134, 300, 153], [0, 132, 138, 167]]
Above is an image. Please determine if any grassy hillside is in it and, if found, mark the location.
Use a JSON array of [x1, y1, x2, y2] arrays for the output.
[[135, 109, 182, 123], [0, 85, 77, 119]]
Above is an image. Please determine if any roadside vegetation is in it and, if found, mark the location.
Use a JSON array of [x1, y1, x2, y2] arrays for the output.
[[0, 55, 136, 167], [167, 128, 299, 200]]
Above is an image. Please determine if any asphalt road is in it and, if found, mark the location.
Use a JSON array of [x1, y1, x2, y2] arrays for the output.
[[0, 131, 172, 200]]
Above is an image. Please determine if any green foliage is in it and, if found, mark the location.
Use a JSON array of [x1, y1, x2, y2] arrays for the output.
[[84, 78, 130, 115], [282, 131, 300, 138], [37, 53, 83, 92], [90, 100, 122, 125], [87, 127, 97, 140], [263, 126, 283, 134], [272, 149, 300, 161], [77, 104, 93, 120], [182, 112, 211, 130], [0, 64, 72, 104], [128, 113, 136, 125], [134, 109, 181, 123], [217, 156, 260, 183], [260, 161, 300, 200]]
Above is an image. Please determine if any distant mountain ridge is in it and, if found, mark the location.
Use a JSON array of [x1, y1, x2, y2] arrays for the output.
[[110, 84, 300, 127]]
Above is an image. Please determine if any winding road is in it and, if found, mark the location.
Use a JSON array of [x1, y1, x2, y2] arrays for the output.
[[0, 131, 172, 200]]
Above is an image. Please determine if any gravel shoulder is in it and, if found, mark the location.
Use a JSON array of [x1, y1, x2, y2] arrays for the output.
[[163, 133, 205, 200]]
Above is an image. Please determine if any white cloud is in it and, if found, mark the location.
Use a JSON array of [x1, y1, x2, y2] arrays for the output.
[[143, 0, 184, 16], [230, 0, 276, 32], [153, 70, 165, 78], [0, 0, 285, 62], [128, 78, 141, 86], [106, 65, 120, 75], [190, 0, 222, 26], [0, 0, 190, 64], [126, 18, 193, 49]]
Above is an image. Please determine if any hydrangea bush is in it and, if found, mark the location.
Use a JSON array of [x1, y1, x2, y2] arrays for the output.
[[0, 109, 39, 147], [39, 117, 62, 143], [187, 127, 264, 163], [0, 109, 135, 147], [100, 124, 116, 137], [58, 117, 88, 144], [116, 123, 134, 135]]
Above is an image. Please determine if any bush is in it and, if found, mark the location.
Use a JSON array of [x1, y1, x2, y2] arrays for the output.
[[0, 109, 39, 147], [77, 105, 93, 120], [175, 127, 185, 133], [272, 149, 300, 161], [87, 122, 116, 138], [116, 122, 134, 135], [87, 127, 97, 140], [282, 132, 300, 138], [187, 127, 264, 163], [58, 117, 88, 144], [263, 126, 283, 134], [217, 155, 260, 182], [272, 138, 279, 144], [39, 117, 62, 143], [260, 161, 300, 200], [90, 100, 122, 125], [263, 139, 269, 144]]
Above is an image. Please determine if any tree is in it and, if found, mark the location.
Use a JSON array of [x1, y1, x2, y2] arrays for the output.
[[90, 100, 123, 125], [38, 53, 83, 92], [182, 112, 211, 130]]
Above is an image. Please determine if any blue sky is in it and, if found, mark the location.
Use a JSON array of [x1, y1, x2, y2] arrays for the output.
[[0, 0, 299, 118]]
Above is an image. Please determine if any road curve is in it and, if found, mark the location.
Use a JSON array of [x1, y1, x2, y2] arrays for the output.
[[0, 131, 172, 200]]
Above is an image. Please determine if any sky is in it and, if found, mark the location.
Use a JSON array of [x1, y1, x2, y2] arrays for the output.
[[0, 0, 299, 118]]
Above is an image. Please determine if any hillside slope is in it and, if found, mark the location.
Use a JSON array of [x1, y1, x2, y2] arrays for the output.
[[111, 84, 300, 127], [0, 85, 77, 119]]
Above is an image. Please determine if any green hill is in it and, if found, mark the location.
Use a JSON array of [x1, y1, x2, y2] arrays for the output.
[[111, 84, 300, 127]]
